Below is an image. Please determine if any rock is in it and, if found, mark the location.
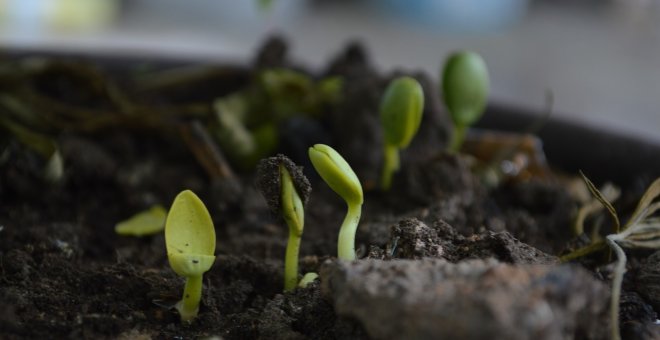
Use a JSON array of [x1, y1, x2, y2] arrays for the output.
[[460, 230, 558, 265], [389, 218, 557, 265], [321, 259, 608, 340], [389, 218, 444, 259]]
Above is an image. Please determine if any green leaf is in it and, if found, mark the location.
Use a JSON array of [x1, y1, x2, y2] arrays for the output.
[[298, 272, 319, 288], [165, 190, 216, 277], [317, 76, 343, 104], [168, 254, 216, 278], [380, 76, 424, 148], [308, 144, 363, 206], [115, 205, 167, 237], [280, 164, 305, 236], [442, 51, 489, 127], [0, 114, 56, 158]]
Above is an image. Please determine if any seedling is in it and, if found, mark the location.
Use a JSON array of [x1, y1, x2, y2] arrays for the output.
[[562, 173, 660, 340], [441, 51, 489, 153], [298, 272, 319, 288], [379, 76, 424, 191], [308, 144, 363, 260], [115, 205, 167, 236], [256, 155, 311, 291], [210, 69, 342, 170], [165, 190, 216, 323]]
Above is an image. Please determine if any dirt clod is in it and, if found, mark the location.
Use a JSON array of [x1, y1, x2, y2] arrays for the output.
[[255, 154, 312, 216], [321, 258, 609, 340]]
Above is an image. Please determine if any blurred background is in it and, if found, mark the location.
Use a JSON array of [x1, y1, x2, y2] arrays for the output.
[[0, 0, 659, 142]]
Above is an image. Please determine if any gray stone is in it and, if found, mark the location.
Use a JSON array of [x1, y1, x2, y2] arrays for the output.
[[321, 258, 608, 340]]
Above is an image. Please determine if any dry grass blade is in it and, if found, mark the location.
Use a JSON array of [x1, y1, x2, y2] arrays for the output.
[[573, 182, 619, 236], [180, 121, 234, 180], [579, 170, 620, 233], [625, 178, 660, 229], [569, 174, 660, 340], [559, 240, 606, 262]]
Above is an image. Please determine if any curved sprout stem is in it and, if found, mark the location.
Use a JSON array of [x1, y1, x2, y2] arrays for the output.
[[380, 144, 400, 191], [338, 203, 363, 260]]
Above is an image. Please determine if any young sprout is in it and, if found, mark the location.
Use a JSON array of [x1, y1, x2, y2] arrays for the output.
[[256, 155, 311, 292], [441, 51, 489, 153], [308, 144, 363, 260], [298, 272, 319, 288], [165, 190, 216, 323], [562, 174, 660, 340], [115, 205, 167, 237], [379, 76, 424, 191]]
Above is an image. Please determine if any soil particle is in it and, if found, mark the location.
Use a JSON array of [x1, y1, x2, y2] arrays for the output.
[[438, 227, 558, 265], [321, 258, 609, 340], [1, 141, 54, 200], [388, 218, 444, 259], [60, 135, 118, 181], [491, 180, 577, 253], [262, 284, 367, 340], [619, 291, 660, 339], [254, 35, 289, 70], [323, 41, 384, 187], [255, 154, 312, 216], [382, 217, 556, 265], [278, 117, 333, 181], [396, 153, 482, 208], [635, 250, 660, 311]]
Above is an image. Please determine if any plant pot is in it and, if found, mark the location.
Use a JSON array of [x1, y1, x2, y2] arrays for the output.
[[1, 38, 658, 339]]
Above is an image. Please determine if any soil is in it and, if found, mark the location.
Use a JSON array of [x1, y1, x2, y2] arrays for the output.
[[1, 37, 659, 339]]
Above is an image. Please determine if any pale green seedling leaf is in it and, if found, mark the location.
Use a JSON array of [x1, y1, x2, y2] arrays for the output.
[[43, 149, 64, 183], [380, 76, 424, 148], [168, 254, 216, 277], [442, 51, 489, 127], [308, 144, 363, 206], [298, 272, 319, 288], [115, 205, 167, 237], [165, 190, 216, 277], [317, 76, 343, 104], [280, 165, 305, 236]]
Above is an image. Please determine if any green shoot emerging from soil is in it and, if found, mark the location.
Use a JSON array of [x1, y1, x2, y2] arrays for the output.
[[281, 166, 305, 291], [441, 51, 489, 153], [256, 155, 312, 291], [298, 272, 319, 288], [563, 173, 660, 340], [165, 190, 216, 323], [379, 76, 424, 191], [308, 144, 363, 260]]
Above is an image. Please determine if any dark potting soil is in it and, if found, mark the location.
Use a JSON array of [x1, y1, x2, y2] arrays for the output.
[[1, 37, 659, 339]]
